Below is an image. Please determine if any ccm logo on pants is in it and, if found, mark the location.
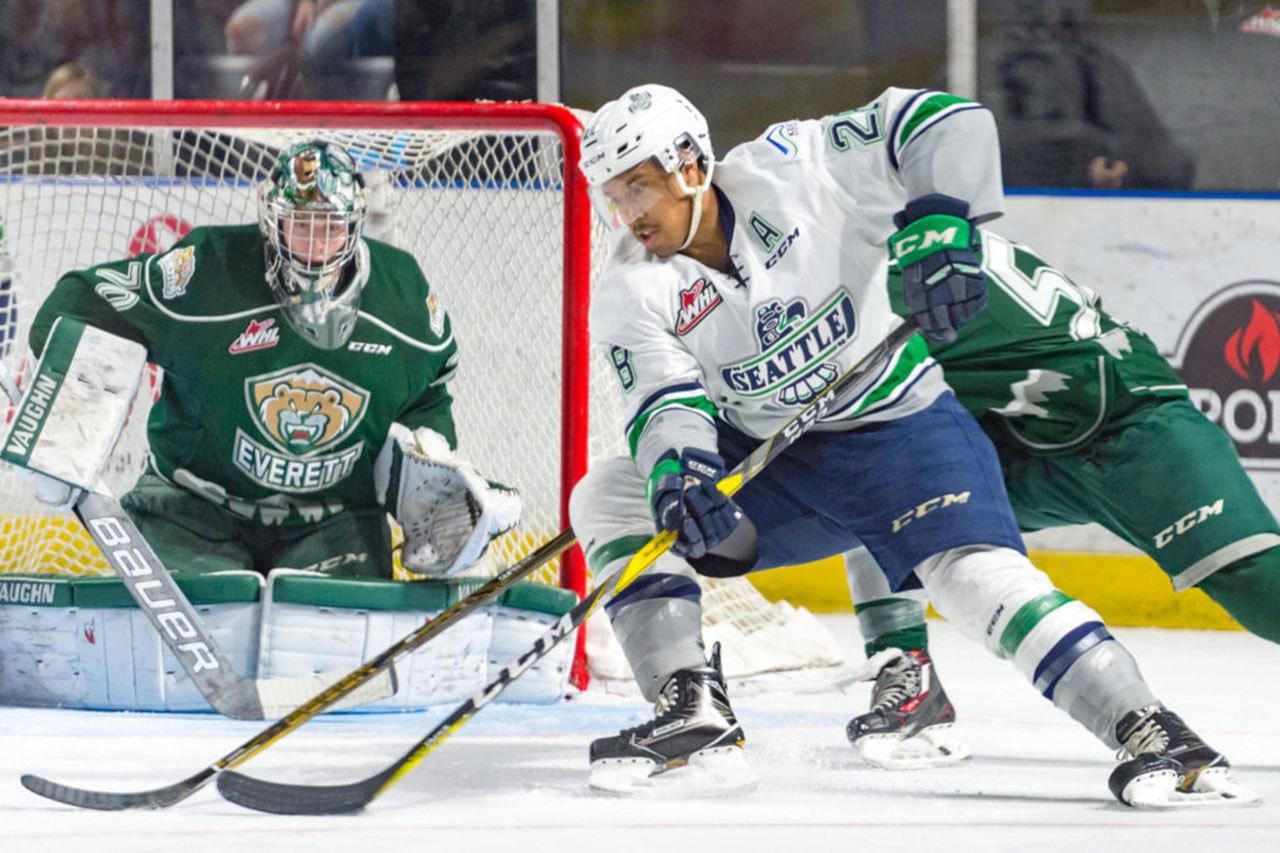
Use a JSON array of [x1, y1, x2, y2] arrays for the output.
[[892, 491, 971, 533], [1154, 499, 1224, 549]]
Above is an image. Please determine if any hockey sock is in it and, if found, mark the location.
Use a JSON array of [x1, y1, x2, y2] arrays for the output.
[[915, 545, 1158, 748], [607, 576, 708, 703], [857, 609, 929, 657], [846, 546, 930, 656], [1197, 546, 1280, 645], [1050, 639, 1158, 750]]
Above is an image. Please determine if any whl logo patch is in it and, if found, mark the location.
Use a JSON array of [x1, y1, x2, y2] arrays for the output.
[[675, 278, 722, 335], [234, 364, 371, 493], [230, 318, 281, 354]]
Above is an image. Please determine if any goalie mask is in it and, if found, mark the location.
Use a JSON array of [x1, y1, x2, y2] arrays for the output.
[[580, 84, 715, 251], [259, 141, 369, 349]]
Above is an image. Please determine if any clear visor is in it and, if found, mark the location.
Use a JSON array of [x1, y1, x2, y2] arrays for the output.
[[589, 165, 679, 232], [269, 202, 361, 292]]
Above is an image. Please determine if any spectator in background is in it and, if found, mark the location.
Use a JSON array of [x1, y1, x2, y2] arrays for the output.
[[41, 61, 106, 99], [349, 0, 394, 58], [394, 0, 535, 102], [0, 0, 149, 98], [225, 0, 386, 64], [979, 0, 1195, 189], [1, 61, 144, 176]]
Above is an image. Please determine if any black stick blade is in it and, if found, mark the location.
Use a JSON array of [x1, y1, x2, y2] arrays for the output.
[[21, 768, 216, 811], [216, 767, 394, 815]]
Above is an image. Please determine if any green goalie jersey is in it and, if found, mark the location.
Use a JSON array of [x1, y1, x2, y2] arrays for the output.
[[30, 224, 459, 525], [894, 230, 1188, 452]]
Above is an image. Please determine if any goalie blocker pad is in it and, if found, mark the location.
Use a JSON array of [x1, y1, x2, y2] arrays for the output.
[[0, 570, 576, 712], [1, 317, 146, 490]]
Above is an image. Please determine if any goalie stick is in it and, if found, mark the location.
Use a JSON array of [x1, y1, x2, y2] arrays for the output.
[[19, 528, 576, 810], [215, 318, 922, 815], [0, 363, 395, 721]]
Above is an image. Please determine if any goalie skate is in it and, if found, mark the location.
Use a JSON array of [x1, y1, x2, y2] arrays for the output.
[[1110, 705, 1260, 810], [588, 645, 757, 797], [846, 648, 970, 770]]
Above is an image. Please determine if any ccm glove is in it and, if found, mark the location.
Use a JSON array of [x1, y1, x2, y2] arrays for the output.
[[648, 448, 745, 560], [889, 193, 986, 343]]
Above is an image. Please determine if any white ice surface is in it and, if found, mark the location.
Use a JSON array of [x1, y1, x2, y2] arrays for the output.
[[1, 617, 1276, 853]]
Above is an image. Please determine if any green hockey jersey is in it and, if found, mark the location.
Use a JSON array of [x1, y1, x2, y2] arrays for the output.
[[891, 230, 1187, 452], [31, 225, 459, 525]]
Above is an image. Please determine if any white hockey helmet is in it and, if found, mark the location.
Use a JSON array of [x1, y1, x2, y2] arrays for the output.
[[580, 84, 715, 249]]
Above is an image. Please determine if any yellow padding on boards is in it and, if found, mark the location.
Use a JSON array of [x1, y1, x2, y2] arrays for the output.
[[745, 551, 1242, 632]]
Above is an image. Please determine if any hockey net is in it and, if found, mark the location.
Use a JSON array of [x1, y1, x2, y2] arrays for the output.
[[0, 100, 846, 687]]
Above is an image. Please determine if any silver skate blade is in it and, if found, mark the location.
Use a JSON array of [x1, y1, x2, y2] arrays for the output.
[[855, 724, 972, 770], [589, 746, 757, 798], [1121, 767, 1262, 810]]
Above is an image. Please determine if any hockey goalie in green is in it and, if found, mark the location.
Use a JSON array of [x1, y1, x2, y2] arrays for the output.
[[22, 139, 520, 583]]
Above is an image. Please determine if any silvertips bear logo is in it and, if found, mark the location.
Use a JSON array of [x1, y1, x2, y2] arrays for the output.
[[234, 364, 371, 493], [675, 278, 722, 335], [1167, 280, 1280, 469]]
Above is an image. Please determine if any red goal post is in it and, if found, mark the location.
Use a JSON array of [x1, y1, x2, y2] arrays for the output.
[[0, 99, 597, 687]]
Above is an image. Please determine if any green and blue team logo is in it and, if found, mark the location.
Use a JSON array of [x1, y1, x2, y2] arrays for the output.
[[720, 290, 857, 405]]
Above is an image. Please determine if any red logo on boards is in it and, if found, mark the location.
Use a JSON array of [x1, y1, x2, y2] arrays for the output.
[[84, 621, 95, 644], [229, 318, 281, 354], [675, 278, 722, 336], [1168, 281, 1280, 467], [128, 214, 193, 256], [1223, 299, 1280, 382]]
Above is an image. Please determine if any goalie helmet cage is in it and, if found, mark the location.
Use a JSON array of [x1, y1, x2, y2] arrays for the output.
[[0, 99, 848, 695]]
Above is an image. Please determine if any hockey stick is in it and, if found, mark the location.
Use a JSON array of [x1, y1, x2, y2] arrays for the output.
[[216, 318, 921, 815], [19, 528, 576, 810], [71, 493, 398, 718], [0, 364, 394, 720]]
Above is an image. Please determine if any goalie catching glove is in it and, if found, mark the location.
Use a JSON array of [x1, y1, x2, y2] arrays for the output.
[[374, 423, 521, 577]]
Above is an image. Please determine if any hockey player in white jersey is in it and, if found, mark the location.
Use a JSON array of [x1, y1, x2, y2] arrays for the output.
[[568, 83, 1256, 808]]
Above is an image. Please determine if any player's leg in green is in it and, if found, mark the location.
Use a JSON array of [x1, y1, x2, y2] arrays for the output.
[[269, 506, 396, 578], [121, 472, 254, 573], [842, 395, 1280, 769], [1002, 397, 1280, 645], [1196, 548, 1280, 644]]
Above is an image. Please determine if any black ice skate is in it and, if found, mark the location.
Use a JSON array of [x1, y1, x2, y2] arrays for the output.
[[846, 648, 970, 769], [588, 644, 756, 796], [1110, 704, 1258, 809]]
